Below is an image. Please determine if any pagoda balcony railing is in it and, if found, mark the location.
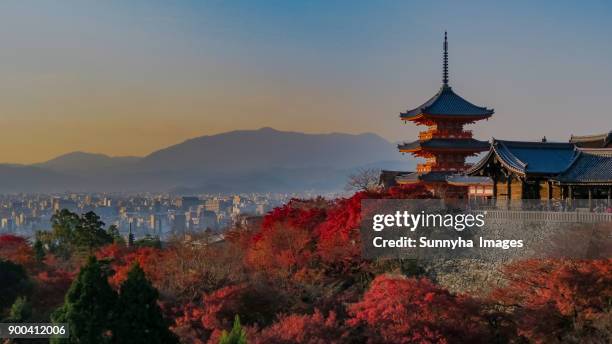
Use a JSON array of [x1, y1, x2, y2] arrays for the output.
[[419, 129, 473, 141], [417, 163, 469, 173]]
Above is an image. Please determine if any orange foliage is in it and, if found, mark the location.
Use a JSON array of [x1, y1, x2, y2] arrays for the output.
[[96, 243, 164, 287]]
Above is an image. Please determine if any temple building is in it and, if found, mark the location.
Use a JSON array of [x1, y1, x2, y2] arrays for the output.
[[570, 131, 612, 148], [381, 33, 612, 207], [466, 139, 612, 207], [393, 32, 493, 194]]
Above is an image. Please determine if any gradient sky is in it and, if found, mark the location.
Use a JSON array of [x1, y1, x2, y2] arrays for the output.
[[1, 0, 611, 163]]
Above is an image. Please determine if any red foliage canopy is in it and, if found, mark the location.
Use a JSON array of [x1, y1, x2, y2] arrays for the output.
[[0, 234, 34, 268], [347, 274, 490, 344], [492, 259, 612, 343], [96, 244, 163, 287], [253, 310, 345, 344]]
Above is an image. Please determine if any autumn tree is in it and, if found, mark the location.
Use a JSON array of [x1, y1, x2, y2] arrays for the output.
[[492, 259, 612, 343], [51, 256, 117, 344], [253, 310, 345, 344], [113, 263, 178, 344], [347, 274, 492, 343], [0, 234, 35, 268]]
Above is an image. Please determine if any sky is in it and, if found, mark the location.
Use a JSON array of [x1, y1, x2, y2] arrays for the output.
[[1, 0, 611, 164]]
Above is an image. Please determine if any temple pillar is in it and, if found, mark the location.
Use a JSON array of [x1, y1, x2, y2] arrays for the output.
[[506, 175, 512, 209], [588, 188, 593, 212], [492, 175, 497, 199]]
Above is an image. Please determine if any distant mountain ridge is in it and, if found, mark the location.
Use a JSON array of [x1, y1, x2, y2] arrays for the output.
[[35, 152, 140, 174], [0, 128, 414, 193]]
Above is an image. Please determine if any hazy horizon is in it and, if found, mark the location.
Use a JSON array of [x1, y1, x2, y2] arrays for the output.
[[2, 1, 611, 163], [12, 126, 396, 164]]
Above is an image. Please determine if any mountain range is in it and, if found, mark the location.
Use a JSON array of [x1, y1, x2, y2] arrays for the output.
[[0, 127, 414, 194]]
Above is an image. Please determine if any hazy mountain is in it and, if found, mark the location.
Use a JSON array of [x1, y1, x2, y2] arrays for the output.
[[36, 152, 140, 174], [0, 164, 85, 193], [0, 128, 414, 193]]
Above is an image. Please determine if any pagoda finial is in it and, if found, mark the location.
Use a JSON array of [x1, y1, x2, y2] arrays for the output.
[[443, 31, 449, 87]]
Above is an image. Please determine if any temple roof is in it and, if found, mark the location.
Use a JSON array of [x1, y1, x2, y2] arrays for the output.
[[398, 138, 490, 152], [396, 171, 452, 184], [400, 85, 494, 121], [446, 175, 493, 186], [400, 33, 494, 122], [554, 148, 612, 184], [570, 131, 612, 148], [468, 139, 578, 177]]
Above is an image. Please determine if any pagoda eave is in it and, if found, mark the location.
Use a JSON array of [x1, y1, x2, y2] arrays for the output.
[[398, 139, 490, 153], [399, 147, 488, 156], [400, 112, 492, 125]]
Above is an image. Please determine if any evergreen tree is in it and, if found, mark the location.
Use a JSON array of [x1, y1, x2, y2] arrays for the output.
[[74, 211, 113, 253], [107, 225, 125, 245], [112, 263, 178, 344], [33, 239, 45, 263], [0, 260, 30, 311], [6, 296, 32, 322], [48, 209, 81, 259], [51, 256, 117, 344], [219, 315, 247, 344], [43, 210, 114, 259]]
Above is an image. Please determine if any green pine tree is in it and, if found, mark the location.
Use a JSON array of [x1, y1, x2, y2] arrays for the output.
[[33, 239, 45, 264], [219, 315, 247, 344], [107, 225, 125, 245], [51, 256, 117, 344], [6, 296, 32, 322], [0, 260, 30, 312], [112, 263, 178, 344]]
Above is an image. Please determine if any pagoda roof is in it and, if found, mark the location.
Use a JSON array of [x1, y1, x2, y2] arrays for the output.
[[569, 131, 612, 148], [446, 175, 493, 186], [400, 85, 494, 121], [396, 171, 452, 184], [398, 138, 490, 152], [554, 148, 612, 185], [468, 139, 578, 177]]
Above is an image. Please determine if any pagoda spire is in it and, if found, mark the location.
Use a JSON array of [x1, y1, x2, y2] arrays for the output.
[[443, 31, 449, 87]]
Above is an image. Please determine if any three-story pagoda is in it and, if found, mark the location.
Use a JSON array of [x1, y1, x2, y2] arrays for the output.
[[396, 32, 493, 191]]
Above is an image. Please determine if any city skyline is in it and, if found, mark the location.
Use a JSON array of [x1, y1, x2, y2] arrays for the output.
[[2, 1, 612, 163]]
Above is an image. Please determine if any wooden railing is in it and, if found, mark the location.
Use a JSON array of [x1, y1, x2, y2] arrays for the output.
[[419, 129, 473, 140], [477, 210, 612, 223], [417, 163, 467, 173]]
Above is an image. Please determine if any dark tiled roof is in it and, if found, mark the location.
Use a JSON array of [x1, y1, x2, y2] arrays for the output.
[[379, 170, 406, 188], [398, 138, 490, 151], [555, 148, 612, 184], [396, 171, 453, 183], [570, 131, 612, 148], [468, 139, 578, 176], [400, 85, 494, 120], [446, 175, 493, 186]]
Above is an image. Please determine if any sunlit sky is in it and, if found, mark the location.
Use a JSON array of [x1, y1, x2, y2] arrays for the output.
[[1, 0, 611, 163]]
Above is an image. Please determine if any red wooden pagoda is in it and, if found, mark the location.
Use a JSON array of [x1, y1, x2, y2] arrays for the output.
[[396, 32, 493, 192]]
